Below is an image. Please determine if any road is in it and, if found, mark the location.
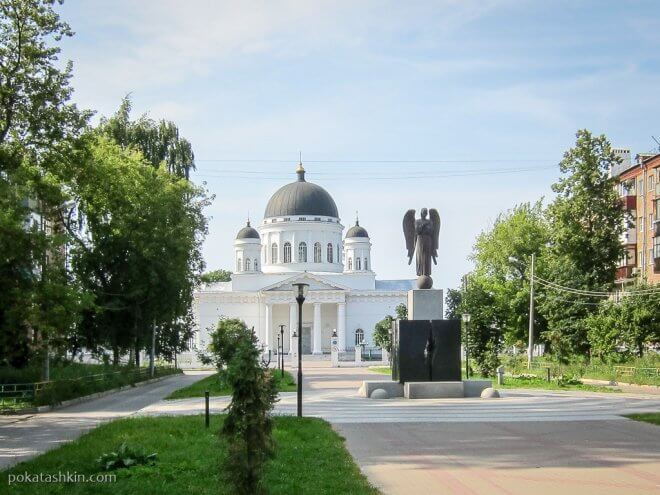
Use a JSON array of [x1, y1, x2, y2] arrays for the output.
[[0, 371, 211, 470]]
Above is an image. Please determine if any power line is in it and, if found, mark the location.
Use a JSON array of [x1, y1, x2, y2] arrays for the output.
[[192, 165, 556, 181], [534, 276, 660, 298]]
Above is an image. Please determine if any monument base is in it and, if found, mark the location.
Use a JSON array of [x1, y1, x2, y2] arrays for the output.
[[359, 379, 493, 399], [407, 289, 444, 320], [358, 380, 404, 398]]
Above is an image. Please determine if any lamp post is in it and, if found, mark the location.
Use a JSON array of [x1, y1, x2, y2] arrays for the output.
[[276, 333, 280, 371], [292, 283, 309, 417], [462, 313, 471, 379], [279, 324, 285, 378]]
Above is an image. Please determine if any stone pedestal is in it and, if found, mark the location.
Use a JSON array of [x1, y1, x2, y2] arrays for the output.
[[355, 344, 363, 365], [407, 289, 444, 320]]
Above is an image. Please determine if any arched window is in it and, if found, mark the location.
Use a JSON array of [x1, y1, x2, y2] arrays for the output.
[[245, 259, 251, 271], [327, 243, 333, 263], [348, 258, 352, 270], [237, 257, 242, 272], [364, 258, 368, 271], [254, 259, 259, 271], [314, 242, 322, 263], [271, 243, 278, 263], [298, 242, 307, 262], [337, 244, 341, 262], [355, 328, 364, 346], [356, 257, 361, 270], [283, 242, 291, 263]]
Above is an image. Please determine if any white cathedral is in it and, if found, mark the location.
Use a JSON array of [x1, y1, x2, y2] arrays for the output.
[[185, 163, 414, 365]]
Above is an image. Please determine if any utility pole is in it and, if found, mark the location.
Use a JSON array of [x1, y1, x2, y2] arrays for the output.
[[527, 253, 535, 369], [150, 321, 156, 378]]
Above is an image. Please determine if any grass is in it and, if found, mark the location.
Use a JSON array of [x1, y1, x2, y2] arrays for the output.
[[165, 370, 297, 400], [625, 413, 660, 426], [367, 366, 619, 393], [0, 415, 379, 495]]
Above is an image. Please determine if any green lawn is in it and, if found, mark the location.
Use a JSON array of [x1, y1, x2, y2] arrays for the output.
[[367, 366, 619, 393], [166, 370, 296, 400], [0, 415, 378, 495], [625, 413, 660, 426]]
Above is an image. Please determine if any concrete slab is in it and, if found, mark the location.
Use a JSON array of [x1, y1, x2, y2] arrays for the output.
[[404, 381, 464, 398], [359, 380, 404, 398], [463, 379, 493, 397]]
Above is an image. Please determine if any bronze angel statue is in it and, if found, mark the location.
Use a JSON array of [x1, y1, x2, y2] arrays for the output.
[[403, 208, 440, 289]]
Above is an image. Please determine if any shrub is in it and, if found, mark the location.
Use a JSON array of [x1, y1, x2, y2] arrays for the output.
[[220, 320, 278, 495]]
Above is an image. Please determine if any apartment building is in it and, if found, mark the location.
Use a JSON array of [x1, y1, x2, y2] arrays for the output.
[[611, 149, 660, 285]]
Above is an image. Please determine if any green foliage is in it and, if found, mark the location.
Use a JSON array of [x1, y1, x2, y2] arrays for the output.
[[626, 413, 660, 426], [541, 130, 625, 355], [394, 303, 407, 320], [199, 318, 250, 370], [373, 316, 393, 353], [97, 443, 157, 471], [0, 0, 90, 368], [98, 96, 195, 178], [220, 321, 278, 495], [200, 269, 232, 284], [585, 284, 660, 360]]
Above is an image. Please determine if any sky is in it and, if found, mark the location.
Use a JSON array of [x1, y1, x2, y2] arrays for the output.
[[56, 0, 660, 291]]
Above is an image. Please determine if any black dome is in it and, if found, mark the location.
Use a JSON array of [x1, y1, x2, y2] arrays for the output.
[[346, 220, 369, 238], [264, 165, 339, 218], [236, 221, 260, 239]]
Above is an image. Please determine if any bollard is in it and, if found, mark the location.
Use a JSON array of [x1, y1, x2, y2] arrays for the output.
[[546, 367, 551, 382], [496, 365, 504, 385], [205, 391, 210, 428]]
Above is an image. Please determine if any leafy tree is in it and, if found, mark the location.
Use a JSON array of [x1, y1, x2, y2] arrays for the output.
[[586, 285, 660, 360], [471, 201, 550, 348], [394, 303, 407, 320], [445, 288, 462, 320], [373, 316, 393, 353], [200, 269, 232, 284], [98, 96, 194, 179], [0, 0, 89, 368], [221, 319, 277, 495], [199, 317, 250, 370], [457, 275, 503, 377], [541, 130, 625, 355], [63, 137, 209, 364]]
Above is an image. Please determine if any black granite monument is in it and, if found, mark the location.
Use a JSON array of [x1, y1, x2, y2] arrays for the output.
[[392, 319, 461, 383]]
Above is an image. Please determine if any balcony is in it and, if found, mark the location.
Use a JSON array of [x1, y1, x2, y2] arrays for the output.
[[621, 195, 637, 210]]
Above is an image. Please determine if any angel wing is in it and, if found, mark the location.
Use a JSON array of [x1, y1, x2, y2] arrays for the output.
[[402, 209, 416, 263], [429, 209, 440, 262]]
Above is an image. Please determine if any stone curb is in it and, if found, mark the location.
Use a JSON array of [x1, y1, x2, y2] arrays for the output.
[[3, 373, 181, 415]]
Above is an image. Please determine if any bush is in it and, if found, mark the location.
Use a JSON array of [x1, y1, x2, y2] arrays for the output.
[[220, 320, 278, 495]]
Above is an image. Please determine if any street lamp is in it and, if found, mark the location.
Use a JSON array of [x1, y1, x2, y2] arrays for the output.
[[462, 313, 471, 379], [279, 324, 285, 378], [292, 283, 309, 417]]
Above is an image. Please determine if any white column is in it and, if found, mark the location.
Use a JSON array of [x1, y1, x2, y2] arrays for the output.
[[337, 302, 346, 351], [265, 303, 272, 351], [313, 302, 322, 354], [289, 302, 297, 355]]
